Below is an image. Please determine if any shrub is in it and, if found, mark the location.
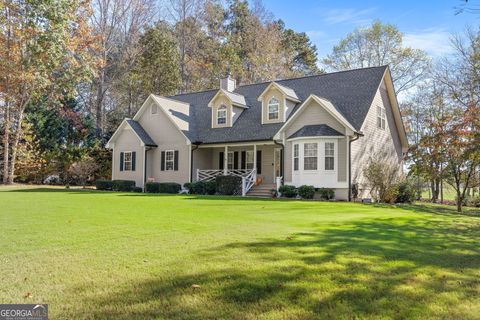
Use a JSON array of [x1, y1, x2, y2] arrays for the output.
[[363, 154, 402, 203], [132, 186, 143, 193], [96, 180, 113, 191], [112, 180, 136, 192], [383, 184, 399, 204], [188, 181, 205, 194], [183, 182, 193, 191], [204, 180, 217, 195], [279, 185, 297, 198], [395, 181, 416, 203], [317, 188, 335, 200], [216, 175, 242, 195], [466, 196, 480, 207], [146, 182, 181, 194], [351, 183, 359, 200], [298, 185, 315, 199]]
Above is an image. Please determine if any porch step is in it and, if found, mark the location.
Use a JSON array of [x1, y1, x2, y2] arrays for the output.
[[247, 184, 276, 197]]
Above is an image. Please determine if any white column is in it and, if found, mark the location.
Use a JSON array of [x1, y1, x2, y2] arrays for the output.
[[253, 144, 257, 180], [224, 145, 228, 175]]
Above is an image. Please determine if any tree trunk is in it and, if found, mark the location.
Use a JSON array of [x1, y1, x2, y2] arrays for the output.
[[7, 108, 25, 184], [95, 68, 105, 138], [2, 103, 10, 184]]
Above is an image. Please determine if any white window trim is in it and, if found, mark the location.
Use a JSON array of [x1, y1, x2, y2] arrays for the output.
[[217, 105, 227, 125], [123, 151, 133, 171], [227, 151, 234, 170], [303, 142, 318, 171], [165, 149, 175, 171], [377, 106, 386, 130], [245, 150, 254, 170], [151, 104, 158, 114], [268, 97, 280, 120], [324, 142, 335, 171], [293, 144, 299, 171]]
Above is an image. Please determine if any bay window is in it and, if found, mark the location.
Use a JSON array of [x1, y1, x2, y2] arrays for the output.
[[303, 143, 318, 170]]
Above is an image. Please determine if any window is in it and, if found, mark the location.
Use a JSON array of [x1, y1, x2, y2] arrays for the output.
[[227, 152, 234, 169], [165, 150, 175, 171], [217, 105, 227, 125], [377, 106, 386, 129], [304, 143, 318, 170], [325, 142, 335, 171], [151, 104, 158, 114], [293, 144, 299, 171], [268, 97, 279, 120], [124, 152, 133, 171], [246, 151, 254, 169]]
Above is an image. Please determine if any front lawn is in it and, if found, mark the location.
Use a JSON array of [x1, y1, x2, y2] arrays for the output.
[[1, 186, 479, 319]]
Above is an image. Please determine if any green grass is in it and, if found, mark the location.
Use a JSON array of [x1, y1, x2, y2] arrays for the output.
[[1, 186, 479, 319]]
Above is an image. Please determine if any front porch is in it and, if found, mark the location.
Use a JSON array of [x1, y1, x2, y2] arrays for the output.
[[193, 142, 283, 196]]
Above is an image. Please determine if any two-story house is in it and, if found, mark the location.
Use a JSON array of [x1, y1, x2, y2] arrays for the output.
[[106, 66, 408, 200]]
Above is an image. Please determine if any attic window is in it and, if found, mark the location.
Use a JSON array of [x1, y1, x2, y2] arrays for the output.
[[151, 104, 158, 114], [377, 106, 386, 129], [268, 97, 279, 120], [217, 105, 227, 125]]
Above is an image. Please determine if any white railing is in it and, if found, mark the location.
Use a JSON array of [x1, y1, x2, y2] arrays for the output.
[[276, 176, 283, 192], [197, 168, 256, 196], [242, 169, 256, 196]]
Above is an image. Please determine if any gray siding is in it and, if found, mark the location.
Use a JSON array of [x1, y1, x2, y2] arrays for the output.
[[351, 81, 404, 197], [112, 128, 144, 187]]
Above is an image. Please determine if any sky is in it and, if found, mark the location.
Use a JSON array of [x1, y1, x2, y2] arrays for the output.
[[261, 0, 479, 59]]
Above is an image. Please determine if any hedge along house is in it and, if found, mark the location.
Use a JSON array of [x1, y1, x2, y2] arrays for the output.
[[106, 66, 408, 200]]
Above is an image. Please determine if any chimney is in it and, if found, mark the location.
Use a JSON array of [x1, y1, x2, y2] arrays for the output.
[[220, 75, 236, 92]]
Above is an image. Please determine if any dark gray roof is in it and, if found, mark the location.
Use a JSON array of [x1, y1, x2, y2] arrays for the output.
[[126, 120, 157, 147], [288, 124, 344, 139], [168, 66, 388, 144]]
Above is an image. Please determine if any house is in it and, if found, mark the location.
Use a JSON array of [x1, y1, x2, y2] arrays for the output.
[[106, 66, 408, 200]]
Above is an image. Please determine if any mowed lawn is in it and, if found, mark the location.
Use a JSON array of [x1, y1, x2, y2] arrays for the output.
[[1, 187, 479, 320]]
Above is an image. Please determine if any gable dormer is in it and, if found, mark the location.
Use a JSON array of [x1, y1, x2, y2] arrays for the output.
[[208, 76, 247, 128], [258, 82, 301, 124]]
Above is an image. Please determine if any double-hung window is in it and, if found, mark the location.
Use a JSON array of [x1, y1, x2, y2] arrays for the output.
[[293, 144, 299, 171], [124, 152, 133, 171], [217, 105, 227, 125], [227, 152, 234, 170], [268, 97, 279, 120], [303, 143, 318, 170], [165, 150, 175, 171], [246, 151, 254, 169], [377, 106, 386, 129], [325, 142, 335, 171]]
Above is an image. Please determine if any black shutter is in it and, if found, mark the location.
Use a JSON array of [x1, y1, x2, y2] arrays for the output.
[[161, 151, 165, 171], [234, 151, 239, 169], [219, 152, 224, 170], [132, 152, 136, 171], [174, 150, 179, 170], [120, 152, 124, 171], [241, 151, 246, 169], [256, 150, 262, 174]]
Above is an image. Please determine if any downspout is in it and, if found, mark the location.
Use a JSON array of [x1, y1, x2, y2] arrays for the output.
[[190, 142, 201, 182], [143, 147, 149, 192], [348, 132, 363, 201], [273, 140, 285, 185]]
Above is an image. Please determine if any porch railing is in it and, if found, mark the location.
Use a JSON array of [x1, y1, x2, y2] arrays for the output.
[[196, 169, 256, 196]]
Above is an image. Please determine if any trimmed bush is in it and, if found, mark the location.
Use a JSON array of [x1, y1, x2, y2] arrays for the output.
[[146, 182, 181, 194], [216, 175, 242, 195], [298, 185, 315, 199], [183, 182, 193, 191], [132, 186, 143, 193], [112, 180, 136, 192], [189, 181, 205, 194], [279, 185, 297, 198], [395, 181, 416, 203], [96, 180, 113, 191], [204, 181, 217, 195], [317, 188, 335, 200]]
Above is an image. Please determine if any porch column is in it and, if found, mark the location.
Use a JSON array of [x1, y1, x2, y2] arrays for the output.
[[224, 145, 228, 175], [253, 144, 257, 173]]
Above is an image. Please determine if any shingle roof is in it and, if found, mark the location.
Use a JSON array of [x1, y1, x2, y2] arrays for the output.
[[288, 124, 344, 139], [222, 90, 247, 107], [126, 120, 157, 147], [168, 66, 388, 144]]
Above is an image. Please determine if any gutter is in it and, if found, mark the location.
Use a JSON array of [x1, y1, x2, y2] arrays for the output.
[[348, 132, 363, 201]]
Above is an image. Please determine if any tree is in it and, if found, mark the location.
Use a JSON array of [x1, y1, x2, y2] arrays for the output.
[[323, 21, 430, 94], [69, 156, 99, 187], [0, 0, 97, 184]]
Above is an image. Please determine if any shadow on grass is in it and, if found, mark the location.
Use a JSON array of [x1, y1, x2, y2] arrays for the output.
[[74, 217, 480, 319]]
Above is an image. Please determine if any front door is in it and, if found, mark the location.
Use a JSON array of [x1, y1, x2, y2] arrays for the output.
[[274, 148, 282, 183]]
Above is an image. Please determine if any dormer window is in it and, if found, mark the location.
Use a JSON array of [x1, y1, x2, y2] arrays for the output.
[[268, 97, 280, 120], [217, 104, 227, 125]]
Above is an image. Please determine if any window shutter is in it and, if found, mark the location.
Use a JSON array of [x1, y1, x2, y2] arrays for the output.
[[256, 150, 262, 174], [131, 152, 136, 171], [234, 151, 239, 169], [219, 152, 224, 170], [241, 151, 246, 169], [174, 150, 179, 170], [161, 151, 165, 171], [120, 152, 124, 171]]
